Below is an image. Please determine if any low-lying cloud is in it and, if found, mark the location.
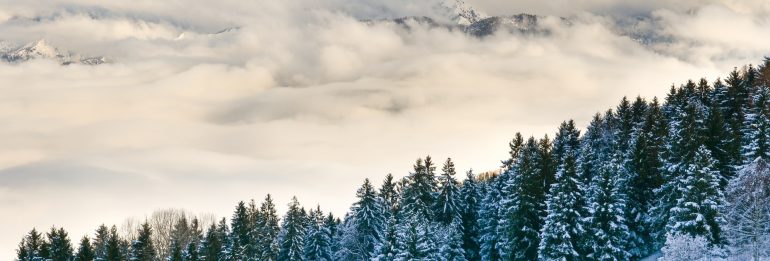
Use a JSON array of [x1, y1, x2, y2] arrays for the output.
[[0, 0, 769, 257]]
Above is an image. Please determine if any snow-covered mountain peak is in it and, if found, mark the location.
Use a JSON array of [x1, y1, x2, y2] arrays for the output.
[[437, 0, 488, 25], [0, 39, 108, 65]]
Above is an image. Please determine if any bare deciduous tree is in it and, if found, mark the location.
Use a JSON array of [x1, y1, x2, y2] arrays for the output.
[[723, 158, 770, 261]]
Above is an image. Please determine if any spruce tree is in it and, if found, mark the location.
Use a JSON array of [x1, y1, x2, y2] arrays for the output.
[[92, 225, 110, 261], [538, 120, 586, 261], [46, 227, 74, 261], [497, 137, 544, 260], [302, 206, 333, 261], [75, 236, 95, 261], [478, 175, 502, 261], [379, 173, 399, 218], [106, 226, 125, 261], [229, 201, 251, 260], [586, 158, 630, 261], [435, 158, 462, 225], [393, 216, 436, 261], [278, 197, 306, 261], [667, 146, 725, 245], [200, 224, 222, 261], [339, 179, 385, 260], [17, 228, 44, 261], [459, 170, 481, 261], [399, 157, 437, 221], [256, 195, 280, 260], [129, 222, 157, 261], [436, 220, 467, 261], [742, 84, 770, 164]]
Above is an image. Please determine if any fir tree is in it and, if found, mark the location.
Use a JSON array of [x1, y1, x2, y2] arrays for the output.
[[667, 146, 725, 245], [229, 201, 251, 260], [435, 158, 462, 225], [585, 158, 630, 261], [399, 157, 437, 222], [379, 173, 399, 218], [393, 216, 436, 261], [538, 120, 586, 261], [106, 226, 125, 261], [47, 227, 74, 261], [497, 137, 545, 260], [129, 222, 158, 261], [76, 236, 95, 261], [478, 176, 502, 261], [459, 170, 481, 261], [92, 225, 110, 261], [302, 206, 333, 261], [256, 195, 280, 261], [278, 197, 306, 261], [17, 228, 44, 261], [339, 179, 385, 260]]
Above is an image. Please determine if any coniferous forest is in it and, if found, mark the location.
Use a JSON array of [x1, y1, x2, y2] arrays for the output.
[[14, 59, 770, 260]]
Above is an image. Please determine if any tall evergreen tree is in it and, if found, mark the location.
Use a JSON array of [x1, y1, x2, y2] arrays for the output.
[[256, 195, 280, 261], [339, 179, 385, 260], [497, 137, 545, 260], [229, 201, 251, 260], [92, 225, 110, 261], [435, 158, 462, 225], [459, 170, 481, 261], [379, 173, 400, 218], [586, 158, 631, 261], [17, 228, 44, 261], [303, 206, 333, 261], [76, 236, 95, 261], [129, 222, 158, 261], [478, 175, 502, 261], [538, 120, 586, 261], [106, 226, 126, 261], [399, 157, 437, 222], [667, 146, 725, 245], [46, 227, 74, 261], [278, 197, 306, 261]]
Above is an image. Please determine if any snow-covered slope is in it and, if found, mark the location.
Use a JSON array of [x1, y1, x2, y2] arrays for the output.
[[0, 39, 108, 65], [437, 0, 488, 25]]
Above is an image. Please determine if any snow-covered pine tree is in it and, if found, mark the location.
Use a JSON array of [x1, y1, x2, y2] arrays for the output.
[[436, 220, 467, 261], [478, 175, 502, 261], [723, 157, 770, 260], [399, 157, 437, 222], [106, 226, 126, 261], [435, 158, 462, 225], [256, 195, 280, 260], [372, 214, 397, 261], [323, 213, 341, 259], [17, 228, 44, 261], [200, 224, 222, 261], [278, 197, 306, 261], [303, 206, 333, 261], [129, 222, 157, 261], [459, 170, 481, 261], [393, 216, 437, 261], [628, 97, 668, 256], [168, 241, 183, 261], [497, 137, 545, 260], [652, 100, 708, 247], [92, 225, 110, 261], [538, 120, 587, 261], [585, 157, 630, 261], [339, 179, 385, 260], [229, 201, 251, 260], [741, 84, 770, 164], [668, 146, 725, 245], [379, 173, 400, 218], [75, 236, 95, 261], [46, 227, 74, 261]]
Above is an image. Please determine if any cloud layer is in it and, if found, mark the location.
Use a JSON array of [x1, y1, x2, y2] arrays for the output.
[[1, 0, 769, 257]]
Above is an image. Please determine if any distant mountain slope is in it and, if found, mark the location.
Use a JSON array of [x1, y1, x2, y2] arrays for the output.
[[0, 39, 107, 65]]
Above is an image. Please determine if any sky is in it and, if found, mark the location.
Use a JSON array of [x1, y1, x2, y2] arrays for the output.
[[1, 0, 769, 257]]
